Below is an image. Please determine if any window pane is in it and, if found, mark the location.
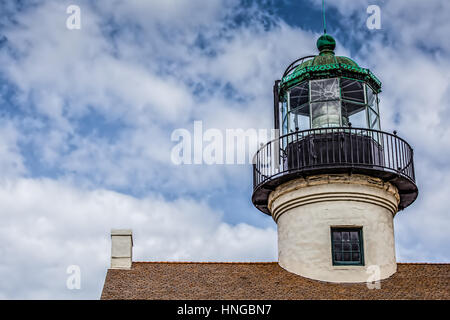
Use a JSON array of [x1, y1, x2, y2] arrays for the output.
[[332, 228, 364, 265], [282, 114, 288, 136], [296, 114, 310, 130], [368, 107, 380, 130], [367, 86, 381, 130], [349, 110, 366, 128], [292, 102, 310, 116], [310, 78, 339, 102], [375, 96, 380, 114], [343, 103, 365, 116], [290, 82, 309, 108], [342, 101, 366, 128], [333, 232, 341, 241], [288, 113, 311, 132], [341, 79, 365, 103], [288, 111, 295, 133], [342, 232, 350, 241], [366, 85, 376, 107], [289, 103, 311, 131], [281, 101, 288, 135], [311, 101, 340, 128], [288, 84, 311, 132]]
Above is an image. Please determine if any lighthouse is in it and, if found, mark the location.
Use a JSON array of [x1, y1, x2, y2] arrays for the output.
[[251, 34, 418, 283]]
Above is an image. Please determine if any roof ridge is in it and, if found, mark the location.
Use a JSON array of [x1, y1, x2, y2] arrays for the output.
[[132, 261, 449, 265], [133, 261, 278, 264], [397, 262, 450, 265]]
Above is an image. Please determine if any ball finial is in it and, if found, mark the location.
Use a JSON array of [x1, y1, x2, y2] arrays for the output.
[[317, 34, 336, 53]]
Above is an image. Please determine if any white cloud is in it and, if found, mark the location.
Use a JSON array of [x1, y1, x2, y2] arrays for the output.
[[0, 178, 276, 299], [0, 0, 319, 193], [0, 0, 449, 300]]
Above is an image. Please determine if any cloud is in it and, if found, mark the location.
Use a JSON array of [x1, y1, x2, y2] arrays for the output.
[[1, 0, 283, 299], [0, 0, 319, 194], [0, 178, 276, 299], [0, 120, 26, 178], [0, 0, 449, 299]]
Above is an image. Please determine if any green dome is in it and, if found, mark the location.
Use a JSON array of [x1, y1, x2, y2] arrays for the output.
[[280, 34, 382, 94], [293, 34, 359, 72], [293, 54, 359, 72], [317, 34, 336, 52]]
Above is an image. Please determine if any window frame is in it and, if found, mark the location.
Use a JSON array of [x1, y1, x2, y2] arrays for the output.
[[309, 78, 341, 129], [330, 227, 365, 266], [282, 78, 381, 136]]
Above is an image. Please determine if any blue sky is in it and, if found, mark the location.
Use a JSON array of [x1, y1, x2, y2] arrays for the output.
[[0, 0, 449, 299]]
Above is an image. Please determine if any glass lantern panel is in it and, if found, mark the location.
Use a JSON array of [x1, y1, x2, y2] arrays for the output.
[[375, 96, 380, 115], [289, 102, 311, 131], [341, 78, 365, 103], [295, 114, 310, 131], [288, 112, 296, 133], [310, 78, 340, 102], [281, 101, 288, 136], [367, 85, 381, 127], [368, 107, 380, 130], [311, 101, 341, 128], [366, 85, 376, 108], [291, 102, 310, 117], [281, 100, 287, 120], [289, 82, 309, 109], [342, 101, 366, 128]]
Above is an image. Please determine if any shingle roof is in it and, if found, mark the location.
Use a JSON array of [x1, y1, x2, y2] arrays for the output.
[[101, 262, 450, 300]]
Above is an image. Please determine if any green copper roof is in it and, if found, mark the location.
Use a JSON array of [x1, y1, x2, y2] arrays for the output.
[[280, 34, 382, 94], [293, 54, 359, 71]]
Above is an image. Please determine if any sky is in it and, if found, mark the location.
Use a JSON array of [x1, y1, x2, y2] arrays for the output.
[[0, 0, 449, 299]]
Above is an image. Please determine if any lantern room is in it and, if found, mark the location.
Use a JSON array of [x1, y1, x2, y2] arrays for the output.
[[277, 34, 382, 134]]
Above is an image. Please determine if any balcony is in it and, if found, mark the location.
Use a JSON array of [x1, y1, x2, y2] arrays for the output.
[[252, 127, 418, 214]]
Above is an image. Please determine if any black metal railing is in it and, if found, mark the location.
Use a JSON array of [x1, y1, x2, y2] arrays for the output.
[[252, 127, 417, 212]]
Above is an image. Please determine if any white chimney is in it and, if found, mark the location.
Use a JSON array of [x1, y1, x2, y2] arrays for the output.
[[110, 229, 133, 269]]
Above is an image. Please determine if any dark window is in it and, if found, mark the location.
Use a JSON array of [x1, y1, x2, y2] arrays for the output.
[[289, 82, 309, 114], [331, 228, 364, 266], [341, 78, 365, 103]]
